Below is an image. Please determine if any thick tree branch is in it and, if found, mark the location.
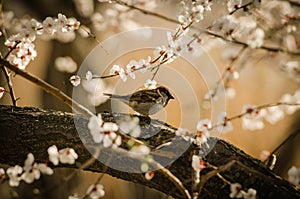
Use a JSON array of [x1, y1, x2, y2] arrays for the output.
[[0, 105, 299, 198]]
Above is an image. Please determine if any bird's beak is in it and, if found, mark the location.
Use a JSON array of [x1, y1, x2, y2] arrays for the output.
[[170, 94, 174, 99]]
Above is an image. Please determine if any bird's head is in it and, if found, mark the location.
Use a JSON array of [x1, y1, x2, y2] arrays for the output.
[[157, 86, 174, 101]]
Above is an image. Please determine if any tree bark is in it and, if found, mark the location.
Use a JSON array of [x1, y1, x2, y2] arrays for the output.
[[0, 105, 299, 199]]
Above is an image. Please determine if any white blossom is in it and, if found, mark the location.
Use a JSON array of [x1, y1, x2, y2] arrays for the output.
[[139, 57, 152, 73], [229, 183, 243, 198], [73, 0, 94, 18], [175, 128, 193, 141], [6, 165, 22, 187], [217, 112, 233, 133], [225, 67, 239, 80], [86, 71, 93, 81], [194, 119, 211, 145], [130, 145, 150, 156], [91, 12, 106, 31], [119, 117, 141, 138], [25, 19, 43, 35], [144, 79, 157, 89], [192, 155, 201, 171], [87, 184, 105, 199], [242, 117, 265, 131], [280, 92, 300, 114], [259, 150, 270, 160], [21, 153, 53, 184], [145, 171, 154, 180], [58, 148, 78, 165], [288, 166, 300, 185], [55, 56, 77, 73], [42, 17, 57, 35], [109, 64, 127, 82], [126, 60, 138, 79], [261, 106, 284, 124], [284, 61, 300, 82], [21, 153, 40, 184], [88, 114, 121, 148], [242, 105, 260, 119], [247, 28, 265, 48], [226, 87, 236, 99], [48, 145, 59, 165], [243, 188, 257, 199], [227, 0, 242, 13], [69, 75, 81, 86]]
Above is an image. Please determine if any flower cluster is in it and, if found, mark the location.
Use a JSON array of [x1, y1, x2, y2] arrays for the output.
[[229, 183, 257, 199], [88, 114, 121, 148], [241, 90, 300, 130], [178, 0, 211, 26], [109, 57, 152, 82], [175, 118, 212, 146], [211, 15, 264, 48], [5, 34, 37, 70], [5, 13, 80, 69], [4, 153, 53, 187], [241, 105, 265, 131], [47, 145, 79, 165]]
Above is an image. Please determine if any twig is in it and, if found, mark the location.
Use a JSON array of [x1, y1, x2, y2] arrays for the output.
[[0, 42, 21, 106], [229, 1, 254, 15], [197, 160, 236, 195], [202, 30, 300, 55], [152, 160, 191, 199], [208, 46, 246, 100], [0, 67, 17, 106], [79, 25, 109, 55]]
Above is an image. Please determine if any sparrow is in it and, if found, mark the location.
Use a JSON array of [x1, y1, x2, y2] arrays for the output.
[[104, 86, 174, 115]]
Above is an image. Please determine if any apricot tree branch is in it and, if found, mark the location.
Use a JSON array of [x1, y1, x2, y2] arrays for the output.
[[0, 105, 299, 199]]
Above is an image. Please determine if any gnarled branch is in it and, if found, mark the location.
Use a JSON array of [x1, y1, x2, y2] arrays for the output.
[[0, 105, 299, 198]]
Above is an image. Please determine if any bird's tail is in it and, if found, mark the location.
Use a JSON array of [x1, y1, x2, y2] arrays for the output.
[[103, 93, 113, 97], [103, 93, 127, 100]]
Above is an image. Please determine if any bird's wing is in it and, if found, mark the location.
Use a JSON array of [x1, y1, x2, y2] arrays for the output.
[[130, 89, 159, 102], [103, 93, 131, 101]]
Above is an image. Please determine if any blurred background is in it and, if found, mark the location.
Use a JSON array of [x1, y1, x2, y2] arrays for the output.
[[0, 0, 299, 198]]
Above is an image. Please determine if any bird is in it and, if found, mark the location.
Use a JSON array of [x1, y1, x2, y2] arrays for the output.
[[104, 86, 174, 115]]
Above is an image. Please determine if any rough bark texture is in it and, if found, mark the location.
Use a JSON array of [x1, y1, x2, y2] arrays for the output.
[[0, 105, 299, 199]]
